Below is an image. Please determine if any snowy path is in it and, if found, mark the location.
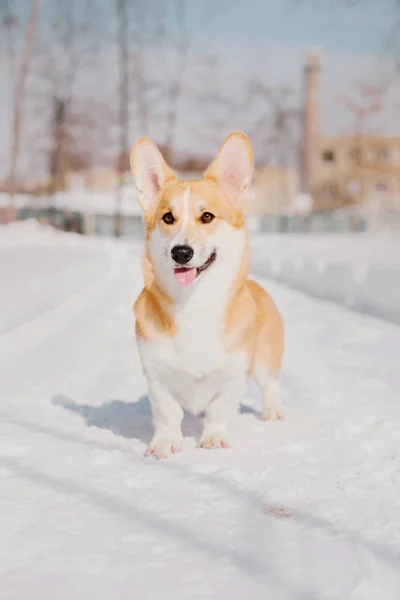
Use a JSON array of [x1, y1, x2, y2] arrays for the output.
[[250, 233, 400, 326], [1, 225, 400, 600]]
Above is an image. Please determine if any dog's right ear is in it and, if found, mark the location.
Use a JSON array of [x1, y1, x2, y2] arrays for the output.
[[130, 137, 177, 215]]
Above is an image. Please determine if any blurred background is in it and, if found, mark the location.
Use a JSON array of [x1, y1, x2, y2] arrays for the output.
[[1, 0, 400, 238], [2, 6, 400, 594]]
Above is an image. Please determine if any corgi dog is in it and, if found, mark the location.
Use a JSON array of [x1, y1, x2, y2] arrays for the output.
[[130, 132, 284, 459]]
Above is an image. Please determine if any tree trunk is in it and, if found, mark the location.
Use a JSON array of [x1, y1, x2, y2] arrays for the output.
[[164, 0, 189, 161], [8, 0, 40, 209], [115, 0, 129, 238]]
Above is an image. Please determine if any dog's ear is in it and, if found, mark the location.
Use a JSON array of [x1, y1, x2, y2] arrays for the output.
[[204, 131, 253, 208], [130, 137, 177, 215]]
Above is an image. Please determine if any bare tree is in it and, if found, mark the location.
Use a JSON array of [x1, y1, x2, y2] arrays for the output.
[[246, 82, 302, 228], [246, 82, 301, 167], [183, 54, 239, 152], [7, 0, 40, 208], [0, 1, 17, 78], [130, 0, 152, 137], [340, 83, 384, 141], [162, 0, 190, 162], [32, 0, 100, 194], [143, 0, 233, 161], [189, 76, 302, 174], [114, 0, 130, 238]]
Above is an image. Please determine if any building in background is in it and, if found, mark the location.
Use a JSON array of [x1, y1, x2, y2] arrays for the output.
[[244, 166, 299, 231], [0, 189, 144, 236], [302, 50, 400, 212], [316, 135, 400, 210], [4, 46, 400, 235], [64, 167, 129, 193]]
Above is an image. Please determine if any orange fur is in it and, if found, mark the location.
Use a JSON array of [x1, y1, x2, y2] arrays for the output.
[[132, 133, 284, 380], [223, 253, 284, 378], [134, 178, 246, 341]]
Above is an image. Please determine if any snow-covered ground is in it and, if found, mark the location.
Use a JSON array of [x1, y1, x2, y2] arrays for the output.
[[0, 191, 142, 217], [1, 221, 400, 600], [251, 233, 400, 326]]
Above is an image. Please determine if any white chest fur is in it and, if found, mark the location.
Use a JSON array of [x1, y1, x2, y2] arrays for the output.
[[138, 266, 247, 414], [139, 223, 249, 415], [138, 335, 246, 415]]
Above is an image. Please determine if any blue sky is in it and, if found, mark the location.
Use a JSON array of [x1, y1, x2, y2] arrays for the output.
[[180, 0, 400, 143], [11, 0, 400, 55], [12, 0, 399, 58], [189, 0, 399, 57], [2, 0, 400, 176], [30, 0, 399, 56]]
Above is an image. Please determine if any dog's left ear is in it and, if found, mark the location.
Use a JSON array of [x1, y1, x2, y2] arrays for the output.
[[204, 131, 253, 208]]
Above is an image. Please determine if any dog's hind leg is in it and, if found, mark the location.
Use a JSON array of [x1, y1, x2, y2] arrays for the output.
[[248, 281, 285, 421], [253, 364, 283, 421]]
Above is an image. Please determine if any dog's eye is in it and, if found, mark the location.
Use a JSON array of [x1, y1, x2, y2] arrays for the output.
[[200, 212, 215, 224], [162, 212, 175, 225]]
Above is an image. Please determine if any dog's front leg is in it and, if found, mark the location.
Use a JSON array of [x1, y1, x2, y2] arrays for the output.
[[200, 377, 246, 450], [147, 382, 183, 459]]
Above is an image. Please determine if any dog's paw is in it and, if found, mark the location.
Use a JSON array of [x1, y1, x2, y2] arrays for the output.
[[260, 407, 284, 421], [147, 434, 182, 459], [200, 431, 230, 449]]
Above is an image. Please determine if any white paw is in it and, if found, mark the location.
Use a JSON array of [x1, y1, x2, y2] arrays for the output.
[[260, 406, 284, 421], [147, 434, 182, 459], [200, 431, 230, 449]]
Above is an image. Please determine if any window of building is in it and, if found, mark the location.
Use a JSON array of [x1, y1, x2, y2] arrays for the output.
[[376, 179, 389, 192], [322, 149, 335, 162]]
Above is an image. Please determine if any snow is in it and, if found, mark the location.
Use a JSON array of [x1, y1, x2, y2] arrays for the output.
[[0, 173, 201, 218], [1, 221, 400, 599], [251, 232, 400, 326], [0, 190, 142, 217]]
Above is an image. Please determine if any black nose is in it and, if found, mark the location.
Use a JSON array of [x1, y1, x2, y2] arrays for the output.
[[171, 245, 194, 265]]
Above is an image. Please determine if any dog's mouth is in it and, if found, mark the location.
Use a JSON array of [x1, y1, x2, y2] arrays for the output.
[[173, 251, 217, 287]]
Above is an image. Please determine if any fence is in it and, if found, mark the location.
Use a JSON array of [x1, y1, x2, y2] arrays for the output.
[[247, 207, 400, 234], [2, 193, 400, 237]]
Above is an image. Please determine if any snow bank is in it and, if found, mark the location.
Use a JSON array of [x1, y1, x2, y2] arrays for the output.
[[2, 222, 400, 599], [0, 220, 136, 335], [0, 218, 95, 248], [250, 233, 400, 326], [0, 218, 135, 252], [0, 191, 142, 217]]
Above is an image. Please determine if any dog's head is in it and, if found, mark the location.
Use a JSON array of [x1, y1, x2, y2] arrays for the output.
[[130, 132, 253, 293]]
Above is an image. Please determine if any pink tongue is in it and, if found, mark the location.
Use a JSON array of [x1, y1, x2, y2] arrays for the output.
[[173, 267, 197, 286]]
